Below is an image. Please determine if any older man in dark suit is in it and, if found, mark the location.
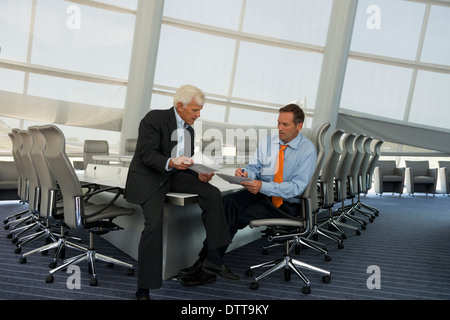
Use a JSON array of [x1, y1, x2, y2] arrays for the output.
[[125, 85, 235, 300]]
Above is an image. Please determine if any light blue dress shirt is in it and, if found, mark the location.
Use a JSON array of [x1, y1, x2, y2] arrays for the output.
[[245, 132, 317, 203], [165, 108, 191, 171]]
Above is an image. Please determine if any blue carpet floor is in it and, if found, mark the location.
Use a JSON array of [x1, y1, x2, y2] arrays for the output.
[[1, 193, 450, 302]]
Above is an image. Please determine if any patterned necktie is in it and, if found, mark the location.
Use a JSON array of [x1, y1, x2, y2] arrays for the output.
[[272, 144, 288, 207]]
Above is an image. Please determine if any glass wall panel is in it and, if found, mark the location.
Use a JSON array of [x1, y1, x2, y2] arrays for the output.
[[409, 70, 450, 130], [154, 25, 236, 95], [163, 0, 242, 30], [421, 5, 450, 66], [0, 69, 25, 93], [340, 59, 412, 120], [233, 41, 322, 107], [0, 0, 32, 62], [350, 0, 425, 60], [31, 0, 134, 78], [243, 0, 332, 46]]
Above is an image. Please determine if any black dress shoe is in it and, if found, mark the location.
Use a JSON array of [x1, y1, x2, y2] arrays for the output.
[[180, 271, 216, 287], [134, 293, 150, 300], [178, 258, 203, 277], [202, 259, 240, 281]]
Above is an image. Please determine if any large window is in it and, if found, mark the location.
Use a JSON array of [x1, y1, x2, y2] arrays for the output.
[[341, 0, 450, 133], [0, 0, 137, 155]]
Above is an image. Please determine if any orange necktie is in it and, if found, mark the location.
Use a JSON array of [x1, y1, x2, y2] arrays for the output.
[[272, 144, 288, 207]]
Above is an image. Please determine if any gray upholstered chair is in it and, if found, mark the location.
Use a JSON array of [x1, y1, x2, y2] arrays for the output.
[[373, 160, 405, 196], [311, 128, 346, 249], [438, 161, 450, 196], [405, 160, 437, 196], [73, 139, 110, 170], [245, 122, 331, 295], [124, 138, 137, 155], [38, 125, 135, 286]]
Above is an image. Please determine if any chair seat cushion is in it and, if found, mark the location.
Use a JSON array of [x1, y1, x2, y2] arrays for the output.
[[413, 176, 435, 184], [383, 175, 403, 182]]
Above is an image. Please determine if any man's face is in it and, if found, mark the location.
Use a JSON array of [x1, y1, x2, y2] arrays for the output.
[[176, 99, 203, 125], [277, 111, 303, 143]]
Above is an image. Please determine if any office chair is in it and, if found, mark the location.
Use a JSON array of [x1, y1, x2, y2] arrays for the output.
[[124, 138, 137, 155], [438, 161, 450, 196], [73, 139, 110, 170], [261, 123, 332, 260], [373, 160, 405, 196], [18, 126, 85, 266], [352, 136, 377, 220], [3, 131, 31, 227], [405, 160, 437, 196], [308, 128, 345, 249], [11, 130, 50, 253], [245, 122, 331, 295], [340, 134, 371, 226], [325, 132, 363, 238], [6, 130, 42, 245], [38, 125, 135, 286]]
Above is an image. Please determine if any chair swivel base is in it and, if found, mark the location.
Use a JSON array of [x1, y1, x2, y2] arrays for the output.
[[246, 241, 331, 295], [45, 248, 134, 286]]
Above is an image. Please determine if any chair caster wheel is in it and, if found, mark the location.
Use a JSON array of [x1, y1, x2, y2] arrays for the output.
[[14, 247, 21, 254], [41, 250, 48, 256], [361, 225, 366, 230], [4, 225, 10, 230], [250, 282, 259, 290], [324, 255, 331, 262], [49, 261, 57, 268], [338, 243, 344, 249], [341, 234, 347, 240], [90, 278, 98, 286], [302, 286, 311, 295], [46, 275, 54, 283], [127, 268, 135, 276], [245, 269, 253, 277], [284, 269, 291, 281], [19, 257, 26, 264], [356, 230, 361, 236], [11, 237, 18, 244], [322, 275, 331, 283], [7, 233, 12, 239]]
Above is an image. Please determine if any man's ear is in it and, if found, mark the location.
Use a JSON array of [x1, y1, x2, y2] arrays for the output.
[[297, 122, 304, 131], [176, 101, 184, 111]]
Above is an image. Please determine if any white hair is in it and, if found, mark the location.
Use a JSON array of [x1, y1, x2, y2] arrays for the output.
[[173, 84, 205, 107]]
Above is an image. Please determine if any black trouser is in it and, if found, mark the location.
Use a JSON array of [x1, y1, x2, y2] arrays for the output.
[[203, 189, 301, 260], [138, 170, 232, 289]]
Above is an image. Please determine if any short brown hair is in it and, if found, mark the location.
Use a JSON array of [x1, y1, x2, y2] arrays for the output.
[[279, 104, 305, 125]]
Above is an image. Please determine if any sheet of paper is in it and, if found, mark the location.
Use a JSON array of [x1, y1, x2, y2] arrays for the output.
[[216, 173, 251, 185], [189, 152, 223, 173]]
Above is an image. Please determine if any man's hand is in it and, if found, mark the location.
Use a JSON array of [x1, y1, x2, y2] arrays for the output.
[[169, 156, 193, 170], [235, 168, 248, 177], [198, 172, 214, 183], [241, 180, 262, 194]]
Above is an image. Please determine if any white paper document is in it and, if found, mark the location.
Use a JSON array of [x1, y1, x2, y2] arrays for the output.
[[216, 173, 251, 185], [189, 152, 223, 173]]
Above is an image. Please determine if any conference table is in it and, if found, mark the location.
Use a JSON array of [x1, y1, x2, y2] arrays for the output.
[[76, 163, 261, 280]]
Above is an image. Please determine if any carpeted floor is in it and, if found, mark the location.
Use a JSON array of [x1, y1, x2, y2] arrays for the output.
[[1, 193, 450, 302]]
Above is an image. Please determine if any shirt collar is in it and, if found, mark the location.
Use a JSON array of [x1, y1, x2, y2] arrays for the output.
[[173, 107, 190, 129], [273, 132, 303, 150]]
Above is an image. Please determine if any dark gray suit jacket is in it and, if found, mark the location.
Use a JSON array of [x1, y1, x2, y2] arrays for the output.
[[124, 107, 195, 204]]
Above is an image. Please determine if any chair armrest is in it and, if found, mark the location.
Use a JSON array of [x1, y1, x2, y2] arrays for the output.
[[82, 186, 123, 217], [428, 168, 438, 181], [394, 167, 405, 178]]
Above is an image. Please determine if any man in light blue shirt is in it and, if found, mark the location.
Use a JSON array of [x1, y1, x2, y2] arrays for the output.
[[198, 104, 316, 272]]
